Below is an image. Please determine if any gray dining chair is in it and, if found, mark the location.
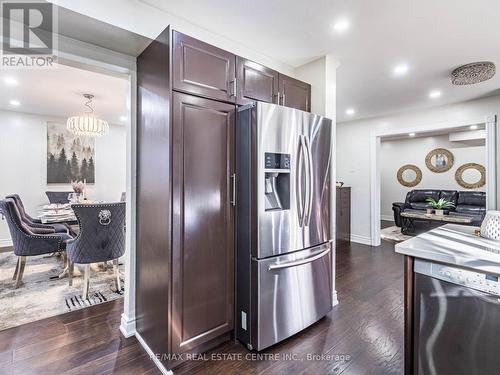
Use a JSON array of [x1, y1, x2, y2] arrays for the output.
[[45, 191, 72, 204], [120, 192, 126, 202], [0, 198, 72, 287], [66, 202, 125, 299], [6, 194, 68, 234]]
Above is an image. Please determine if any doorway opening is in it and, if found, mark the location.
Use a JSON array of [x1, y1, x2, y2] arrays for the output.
[[0, 60, 129, 330], [370, 117, 497, 246]]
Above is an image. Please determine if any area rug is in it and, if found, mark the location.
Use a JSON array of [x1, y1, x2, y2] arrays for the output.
[[0, 251, 124, 331], [381, 226, 413, 243]]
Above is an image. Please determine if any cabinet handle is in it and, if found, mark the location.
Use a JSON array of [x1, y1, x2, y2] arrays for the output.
[[231, 173, 236, 206], [276, 92, 280, 104], [282, 92, 286, 105], [229, 78, 236, 97]]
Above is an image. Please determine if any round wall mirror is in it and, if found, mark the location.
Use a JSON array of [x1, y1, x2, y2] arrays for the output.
[[425, 148, 454, 173], [455, 163, 485, 189], [397, 164, 422, 187]]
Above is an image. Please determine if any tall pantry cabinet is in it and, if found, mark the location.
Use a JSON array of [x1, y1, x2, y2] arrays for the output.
[[136, 27, 312, 370]]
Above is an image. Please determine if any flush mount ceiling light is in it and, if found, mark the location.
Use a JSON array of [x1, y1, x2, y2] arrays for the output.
[[470, 125, 478, 130], [3, 76, 18, 86], [429, 90, 442, 99], [345, 108, 355, 115], [393, 63, 409, 77], [409, 132, 416, 137], [9, 99, 20, 106], [451, 61, 496, 85], [333, 19, 350, 33], [67, 94, 109, 137]]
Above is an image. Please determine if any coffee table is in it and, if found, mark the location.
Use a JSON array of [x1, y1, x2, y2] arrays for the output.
[[400, 210, 474, 234]]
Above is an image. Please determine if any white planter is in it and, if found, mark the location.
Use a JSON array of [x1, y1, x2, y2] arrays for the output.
[[435, 209, 444, 216], [426, 208, 434, 214], [480, 211, 500, 240]]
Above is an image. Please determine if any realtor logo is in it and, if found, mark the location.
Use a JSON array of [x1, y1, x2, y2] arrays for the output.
[[1, 1, 57, 67]]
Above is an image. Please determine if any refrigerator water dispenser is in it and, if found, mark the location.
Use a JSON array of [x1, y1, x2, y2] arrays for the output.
[[264, 153, 290, 211]]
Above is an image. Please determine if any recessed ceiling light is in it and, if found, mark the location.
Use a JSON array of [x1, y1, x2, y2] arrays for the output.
[[345, 108, 355, 116], [3, 76, 18, 86], [470, 125, 478, 130], [9, 99, 20, 106], [409, 132, 416, 137], [429, 90, 442, 99], [120, 116, 127, 122], [393, 64, 409, 76], [333, 19, 350, 33]]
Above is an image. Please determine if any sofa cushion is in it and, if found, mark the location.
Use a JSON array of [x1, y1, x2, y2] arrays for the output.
[[407, 190, 440, 204], [439, 190, 458, 205], [455, 205, 486, 215], [409, 202, 433, 210], [457, 191, 486, 206]]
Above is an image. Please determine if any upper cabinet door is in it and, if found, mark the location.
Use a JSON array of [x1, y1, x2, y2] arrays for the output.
[[278, 74, 311, 112], [173, 31, 236, 102], [236, 57, 278, 105]]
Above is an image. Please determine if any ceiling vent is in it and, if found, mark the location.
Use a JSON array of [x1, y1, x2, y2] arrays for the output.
[[451, 61, 496, 85]]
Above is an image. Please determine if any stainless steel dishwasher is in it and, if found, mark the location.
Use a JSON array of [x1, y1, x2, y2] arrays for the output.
[[414, 259, 500, 375]]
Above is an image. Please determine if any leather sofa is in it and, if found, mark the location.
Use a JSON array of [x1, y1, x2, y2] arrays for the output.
[[392, 189, 486, 227]]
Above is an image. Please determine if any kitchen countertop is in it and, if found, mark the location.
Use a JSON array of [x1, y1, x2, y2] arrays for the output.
[[395, 224, 500, 275]]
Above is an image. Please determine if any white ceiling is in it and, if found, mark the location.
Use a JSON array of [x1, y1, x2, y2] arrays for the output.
[[0, 63, 128, 124], [140, 0, 500, 122]]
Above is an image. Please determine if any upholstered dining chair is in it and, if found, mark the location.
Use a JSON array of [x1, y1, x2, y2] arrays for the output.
[[66, 202, 125, 299], [45, 191, 72, 204], [0, 198, 72, 287], [6, 194, 68, 234]]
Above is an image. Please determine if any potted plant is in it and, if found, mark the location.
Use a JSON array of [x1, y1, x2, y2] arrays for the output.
[[426, 197, 455, 216]]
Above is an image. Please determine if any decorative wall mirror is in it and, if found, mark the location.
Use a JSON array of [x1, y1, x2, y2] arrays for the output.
[[397, 164, 422, 187], [455, 163, 486, 189], [425, 148, 454, 173]]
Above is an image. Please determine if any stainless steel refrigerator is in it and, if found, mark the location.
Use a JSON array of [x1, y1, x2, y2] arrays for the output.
[[236, 102, 333, 351]]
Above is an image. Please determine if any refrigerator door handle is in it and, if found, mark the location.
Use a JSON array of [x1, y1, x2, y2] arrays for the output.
[[230, 173, 236, 206], [268, 247, 331, 270], [304, 136, 314, 226], [297, 135, 306, 227]]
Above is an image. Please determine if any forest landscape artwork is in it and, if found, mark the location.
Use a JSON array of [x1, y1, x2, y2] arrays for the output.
[[47, 122, 95, 184]]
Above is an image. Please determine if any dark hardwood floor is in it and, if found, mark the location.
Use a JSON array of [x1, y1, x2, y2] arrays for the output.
[[0, 240, 404, 374]]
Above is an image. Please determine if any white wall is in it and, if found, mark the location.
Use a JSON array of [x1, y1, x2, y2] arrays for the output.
[[337, 94, 499, 243], [380, 134, 485, 220], [295, 57, 326, 116], [0, 109, 126, 246]]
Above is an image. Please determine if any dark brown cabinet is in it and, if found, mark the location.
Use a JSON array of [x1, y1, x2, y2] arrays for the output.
[[236, 57, 279, 105], [137, 27, 236, 370], [279, 74, 311, 112], [171, 92, 235, 353], [137, 28, 313, 372], [336, 187, 351, 243], [173, 31, 236, 103]]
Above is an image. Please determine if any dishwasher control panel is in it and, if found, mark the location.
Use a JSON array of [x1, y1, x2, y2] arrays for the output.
[[415, 259, 500, 296]]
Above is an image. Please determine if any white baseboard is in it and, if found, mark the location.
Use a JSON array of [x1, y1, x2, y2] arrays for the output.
[[332, 290, 339, 307], [350, 234, 372, 246], [380, 215, 394, 222], [120, 313, 136, 338], [135, 332, 173, 375], [0, 238, 13, 248]]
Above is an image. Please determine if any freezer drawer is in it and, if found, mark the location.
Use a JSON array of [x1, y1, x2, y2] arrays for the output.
[[255, 243, 332, 350]]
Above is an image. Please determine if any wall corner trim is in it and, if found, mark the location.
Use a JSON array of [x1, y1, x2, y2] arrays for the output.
[[135, 332, 173, 375], [119, 313, 136, 338], [332, 290, 339, 307], [350, 234, 373, 246]]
